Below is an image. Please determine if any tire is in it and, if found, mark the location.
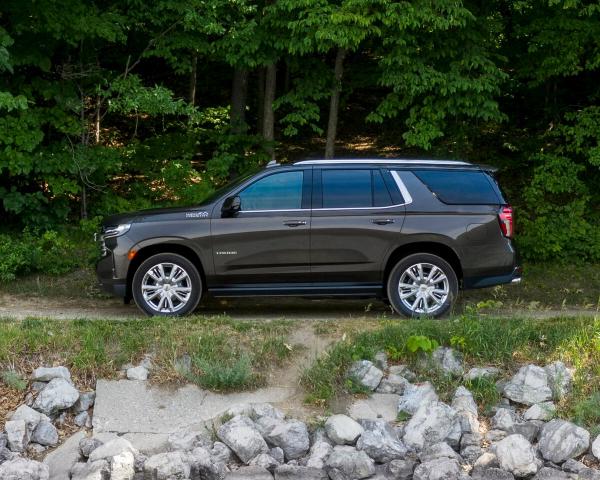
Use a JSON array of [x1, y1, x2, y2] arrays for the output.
[[132, 253, 202, 317], [386, 253, 458, 318]]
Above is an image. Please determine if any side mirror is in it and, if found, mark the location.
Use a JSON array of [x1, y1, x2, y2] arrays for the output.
[[221, 195, 241, 217]]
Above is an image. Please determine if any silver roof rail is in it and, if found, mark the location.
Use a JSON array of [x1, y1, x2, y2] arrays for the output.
[[266, 160, 280, 168], [293, 159, 471, 166]]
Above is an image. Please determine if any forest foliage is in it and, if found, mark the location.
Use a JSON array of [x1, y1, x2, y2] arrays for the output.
[[0, 0, 599, 269]]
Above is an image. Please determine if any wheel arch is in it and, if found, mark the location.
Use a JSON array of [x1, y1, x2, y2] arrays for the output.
[[126, 242, 207, 300], [383, 241, 463, 289]]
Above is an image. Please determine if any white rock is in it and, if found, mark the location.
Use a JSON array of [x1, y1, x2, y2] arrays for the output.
[[493, 434, 539, 477], [431, 347, 464, 376], [376, 374, 411, 394], [10, 405, 50, 435], [144, 451, 190, 479], [413, 458, 461, 480], [356, 419, 407, 463], [492, 408, 519, 431], [126, 365, 148, 381], [389, 365, 416, 381], [217, 415, 269, 463], [249, 453, 280, 472], [592, 435, 600, 460], [211, 441, 235, 464], [503, 365, 553, 405], [403, 401, 460, 451], [326, 445, 375, 479], [274, 464, 327, 480], [544, 361, 572, 399], [397, 382, 438, 415], [306, 441, 332, 469], [465, 367, 501, 381], [387, 459, 417, 480], [0, 457, 50, 480], [227, 466, 274, 480], [110, 450, 135, 480], [419, 442, 461, 463], [374, 352, 388, 370], [167, 429, 212, 451], [263, 420, 309, 460], [5, 419, 30, 452], [348, 360, 384, 391], [31, 421, 59, 446], [70, 460, 110, 480], [523, 402, 556, 421], [537, 419, 590, 463], [452, 386, 480, 434], [73, 391, 96, 413], [88, 438, 137, 462], [32, 377, 79, 415], [32, 366, 71, 383], [325, 414, 364, 445]]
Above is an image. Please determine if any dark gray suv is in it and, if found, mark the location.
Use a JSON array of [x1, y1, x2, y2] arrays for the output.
[[96, 159, 521, 318]]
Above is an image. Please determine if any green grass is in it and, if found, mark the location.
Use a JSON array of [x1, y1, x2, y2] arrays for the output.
[[0, 315, 296, 391], [1, 370, 27, 391], [301, 313, 600, 428]]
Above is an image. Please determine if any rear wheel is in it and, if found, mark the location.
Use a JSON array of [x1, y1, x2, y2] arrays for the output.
[[132, 253, 202, 316], [387, 253, 458, 318]]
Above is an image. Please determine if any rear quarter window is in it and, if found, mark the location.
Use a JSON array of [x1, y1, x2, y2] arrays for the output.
[[413, 169, 501, 205]]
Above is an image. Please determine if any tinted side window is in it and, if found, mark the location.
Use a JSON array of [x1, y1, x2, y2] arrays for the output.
[[322, 169, 371, 208], [373, 170, 393, 207], [239, 171, 303, 210], [413, 170, 500, 204]]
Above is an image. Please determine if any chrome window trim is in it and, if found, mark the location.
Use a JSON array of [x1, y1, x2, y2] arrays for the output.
[[391, 170, 413, 205], [294, 159, 470, 166]]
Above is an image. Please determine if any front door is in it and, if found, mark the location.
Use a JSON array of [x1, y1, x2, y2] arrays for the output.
[[310, 167, 406, 284], [210, 169, 311, 286]]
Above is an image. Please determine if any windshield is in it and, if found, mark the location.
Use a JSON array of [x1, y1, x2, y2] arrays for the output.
[[197, 172, 255, 206]]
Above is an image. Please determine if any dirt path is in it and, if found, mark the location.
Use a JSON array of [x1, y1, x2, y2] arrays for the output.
[[0, 292, 597, 321]]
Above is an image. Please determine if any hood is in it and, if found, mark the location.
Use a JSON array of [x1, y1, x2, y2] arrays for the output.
[[101, 205, 214, 227]]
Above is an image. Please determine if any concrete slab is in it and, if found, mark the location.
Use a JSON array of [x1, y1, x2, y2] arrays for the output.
[[347, 393, 400, 422], [93, 379, 293, 435], [122, 432, 170, 455], [43, 431, 86, 480]]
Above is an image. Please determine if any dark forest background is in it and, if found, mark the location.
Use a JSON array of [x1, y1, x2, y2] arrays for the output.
[[0, 0, 599, 279]]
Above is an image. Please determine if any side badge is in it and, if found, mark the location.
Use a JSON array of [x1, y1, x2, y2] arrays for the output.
[[185, 211, 209, 219]]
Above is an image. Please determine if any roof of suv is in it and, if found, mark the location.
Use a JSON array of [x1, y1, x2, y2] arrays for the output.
[[291, 159, 474, 168]]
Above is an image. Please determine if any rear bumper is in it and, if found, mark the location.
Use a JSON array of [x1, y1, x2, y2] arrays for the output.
[[463, 266, 522, 289]]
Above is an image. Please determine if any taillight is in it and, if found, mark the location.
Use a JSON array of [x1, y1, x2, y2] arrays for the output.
[[498, 206, 514, 238]]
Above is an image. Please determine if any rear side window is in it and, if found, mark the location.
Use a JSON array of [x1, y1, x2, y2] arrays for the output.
[[321, 169, 394, 208], [413, 169, 500, 205]]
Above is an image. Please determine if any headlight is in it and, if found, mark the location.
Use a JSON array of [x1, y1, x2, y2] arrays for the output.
[[103, 223, 131, 238]]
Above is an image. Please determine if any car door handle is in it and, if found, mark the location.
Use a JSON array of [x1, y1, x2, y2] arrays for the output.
[[372, 218, 395, 225], [283, 220, 307, 227]]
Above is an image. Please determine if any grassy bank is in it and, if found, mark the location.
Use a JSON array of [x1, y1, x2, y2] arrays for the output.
[[0, 315, 296, 394], [302, 314, 600, 430]]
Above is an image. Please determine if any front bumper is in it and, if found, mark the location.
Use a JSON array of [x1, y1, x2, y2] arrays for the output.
[[96, 249, 128, 297], [463, 266, 522, 289]]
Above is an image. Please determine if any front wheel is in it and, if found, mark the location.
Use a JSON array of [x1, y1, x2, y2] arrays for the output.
[[387, 253, 458, 318], [132, 253, 202, 316]]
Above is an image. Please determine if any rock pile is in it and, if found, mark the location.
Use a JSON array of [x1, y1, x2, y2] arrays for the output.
[[0, 365, 95, 479]]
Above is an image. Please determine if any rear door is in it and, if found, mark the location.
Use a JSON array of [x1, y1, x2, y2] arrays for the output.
[[310, 167, 407, 284]]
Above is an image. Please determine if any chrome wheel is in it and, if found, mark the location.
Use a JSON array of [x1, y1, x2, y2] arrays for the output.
[[141, 263, 192, 313], [398, 262, 450, 315]]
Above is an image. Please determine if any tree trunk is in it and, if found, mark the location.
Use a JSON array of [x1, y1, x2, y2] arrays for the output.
[[230, 67, 248, 134], [325, 48, 347, 159], [262, 63, 277, 159], [94, 94, 101, 144], [257, 67, 265, 134], [189, 54, 197, 106]]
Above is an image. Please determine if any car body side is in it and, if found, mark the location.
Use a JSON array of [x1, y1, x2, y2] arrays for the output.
[[96, 163, 520, 301]]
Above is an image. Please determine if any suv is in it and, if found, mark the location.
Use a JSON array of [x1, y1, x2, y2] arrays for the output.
[[96, 159, 521, 318]]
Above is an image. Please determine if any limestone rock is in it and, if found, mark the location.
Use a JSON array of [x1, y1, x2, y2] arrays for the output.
[[305, 441, 332, 469], [0, 457, 50, 480], [403, 401, 460, 451], [348, 360, 384, 391], [431, 347, 464, 376], [227, 466, 274, 480], [5, 419, 29, 452], [537, 419, 590, 464], [126, 365, 148, 381], [356, 419, 407, 463], [413, 458, 461, 480], [168, 429, 212, 452], [31, 421, 58, 447], [397, 382, 438, 416], [544, 361, 572, 400], [217, 415, 269, 464], [465, 367, 501, 381], [523, 402, 556, 421], [493, 434, 540, 477], [263, 420, 310, 460], [32, 377, 79, 415], [502, 365, 552, 406], [32, 366, 71, 383], [326, 445, 376, 480], [274, 464, 327, 480], [324, 414, 363, 446], [144, 451, 190, 479]]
